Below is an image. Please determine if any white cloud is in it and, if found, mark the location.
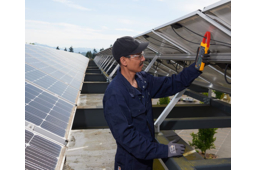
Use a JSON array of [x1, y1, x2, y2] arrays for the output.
[[53, 0, 91, 11], [118, 19, 134, 25], [25, 20, 122, 48], [115, 28, 136, 32], [102, 26, 108, 29]]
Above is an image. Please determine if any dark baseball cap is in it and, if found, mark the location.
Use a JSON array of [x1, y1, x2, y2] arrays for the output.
[[112, 36, 149, 62]]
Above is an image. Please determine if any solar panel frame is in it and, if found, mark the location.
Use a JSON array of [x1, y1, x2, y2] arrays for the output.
[[25, 129, 66, 170], [25, 44, 88, 170]]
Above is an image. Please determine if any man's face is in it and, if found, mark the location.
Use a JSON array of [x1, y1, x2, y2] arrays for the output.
[[125, 51, 145, 73]]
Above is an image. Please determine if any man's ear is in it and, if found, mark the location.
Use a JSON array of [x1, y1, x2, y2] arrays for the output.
[[120, 57, 128, 67]]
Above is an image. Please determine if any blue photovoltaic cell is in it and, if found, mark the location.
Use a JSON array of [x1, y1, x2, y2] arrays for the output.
[[30, 135, 62, 157], [25, 83, 73, 137], [25, 133, 61, 170], [26, 51, 82, 90], [25, 44, 87, 170], [41, 121, 66, 137], [25, 112, 43, 126], [25, 64, 79, 103], [25, 130, 34, 144], [26, 46, 84, 89]]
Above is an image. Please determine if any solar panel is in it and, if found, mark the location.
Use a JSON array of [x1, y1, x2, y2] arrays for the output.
[[96, 0, 231, 94], [25, 44, 88, 169], [25, 130, 63, 170], [25, 64, 78, 104]]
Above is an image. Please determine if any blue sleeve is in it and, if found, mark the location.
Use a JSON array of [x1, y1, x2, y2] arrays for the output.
[[146, 63, 202, 98], [103, 94, 168, 160]]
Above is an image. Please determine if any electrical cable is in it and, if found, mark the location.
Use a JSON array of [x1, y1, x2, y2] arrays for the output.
[[147, 36, 179, 48], [171, 26, 231, 48], [171, 26, 200, 45], [224, 64, 231, 84], [182, 25, 231, 46], [144, 37, 184, 53]]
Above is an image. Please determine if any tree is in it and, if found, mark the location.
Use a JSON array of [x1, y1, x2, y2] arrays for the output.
[[86, 51, 92, 59], [69, 46, 74, 52], [189, 128, 218, 159], [157, 97, 170, 105], [213, 90, 224, 99], [92, 48, 97, 58], [56, 46, 60, 50], [64, 48, 67, 51]]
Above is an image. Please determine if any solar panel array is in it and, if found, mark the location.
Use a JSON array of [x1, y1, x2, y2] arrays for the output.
[[95, 0, 231, 94], [25, 44, 88, 170]]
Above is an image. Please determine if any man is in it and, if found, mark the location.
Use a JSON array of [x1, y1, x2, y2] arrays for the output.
[[103, 36, 209, 170]]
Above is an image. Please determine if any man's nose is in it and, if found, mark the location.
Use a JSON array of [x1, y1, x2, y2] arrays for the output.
[[141, 55, 145, 61]]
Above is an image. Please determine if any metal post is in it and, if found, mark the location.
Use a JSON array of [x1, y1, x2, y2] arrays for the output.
[[102, 56, 112, 69], [154, 89, 186, 132], [143, 63, 169, 76], [99, 56, 107, 67], [108, 64, 120, 81], [97, 56, 104, 66], [208, 65, 231, 80], [144, 53, 161, 72], [99, 55, 106, 68], [103, 57, 114, 71], [196, 11, 231, 36], [208, 88, 212, 98], [100, 55, 110, 68], [106, 60, 116, 73], [102, 57, 113, 70]]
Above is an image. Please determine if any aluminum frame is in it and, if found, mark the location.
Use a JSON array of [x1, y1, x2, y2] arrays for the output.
[[196, 11, 231, 36], [108, 64, 120, 81], [102, 56, 112, 70], [100, 55, 110, 68], [144, 53, 161, 72], [103, 57, 113, 70], [106, 60, 116, 74], [154, 89, 186, 132], [142, 53, 231, 63], [202, 0, 231, 13]]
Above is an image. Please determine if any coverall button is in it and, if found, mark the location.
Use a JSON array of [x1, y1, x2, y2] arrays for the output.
[[142, 96, 144, 98], [144, 81, 146, 83]]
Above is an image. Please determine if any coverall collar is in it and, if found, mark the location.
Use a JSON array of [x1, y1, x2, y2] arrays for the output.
[[116, 67, 144, 97]]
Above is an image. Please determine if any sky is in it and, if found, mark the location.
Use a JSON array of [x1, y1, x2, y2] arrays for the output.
[[25, 0, 221, 50]]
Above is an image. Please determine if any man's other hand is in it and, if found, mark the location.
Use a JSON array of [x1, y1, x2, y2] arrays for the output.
[[167, 138, 186, 157]]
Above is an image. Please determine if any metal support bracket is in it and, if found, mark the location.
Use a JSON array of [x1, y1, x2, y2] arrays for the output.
[[196, 11, 231, 36], [99, 55, 107, 67], [108, 64, 120, 81], [102, 56, 112, 69], [144, 53, 161, 72], [154, 89, 186, 133], [103, 57, 114, 71], [100, 55, 110, 68], [106, 60, 116, 73]]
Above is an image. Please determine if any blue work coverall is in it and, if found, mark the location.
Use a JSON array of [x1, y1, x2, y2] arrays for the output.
[[103, 63, 202, 170]]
